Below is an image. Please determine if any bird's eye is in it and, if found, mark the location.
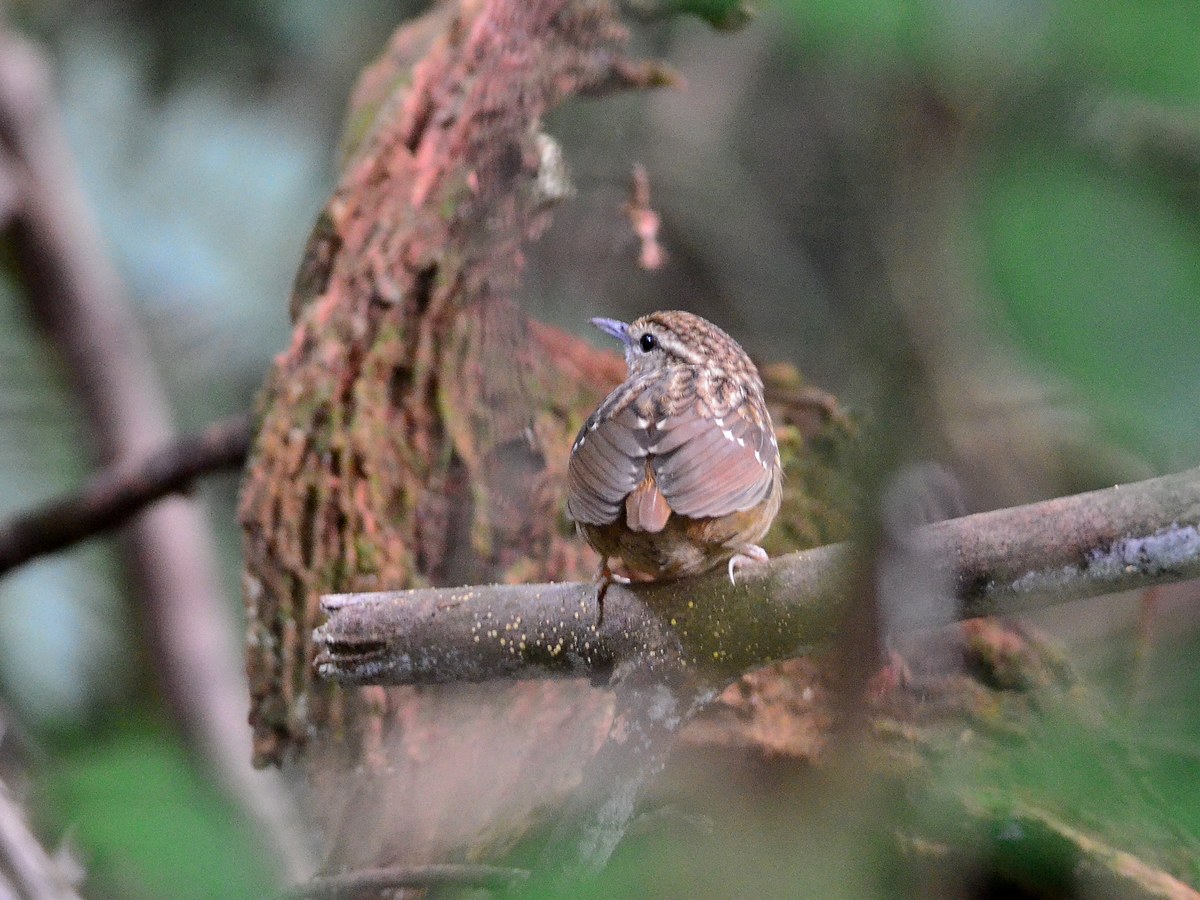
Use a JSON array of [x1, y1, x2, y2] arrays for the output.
[[639, 333, 658, 352]]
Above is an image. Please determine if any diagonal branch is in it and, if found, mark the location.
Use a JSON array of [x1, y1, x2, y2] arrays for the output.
[[315, 466, 1200, 686], [0, 414, 251, 577]]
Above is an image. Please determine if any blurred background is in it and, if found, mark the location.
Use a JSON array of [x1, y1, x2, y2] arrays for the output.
[[1, 0, 1200, 897]]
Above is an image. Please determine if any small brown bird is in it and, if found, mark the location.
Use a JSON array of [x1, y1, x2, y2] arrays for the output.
[[567, 310, 782, 585]]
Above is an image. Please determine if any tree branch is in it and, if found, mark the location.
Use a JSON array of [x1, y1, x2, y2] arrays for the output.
[[0, 414, 251, 577], [289, 864, 529, 899], [315, 466, 1200, 685]]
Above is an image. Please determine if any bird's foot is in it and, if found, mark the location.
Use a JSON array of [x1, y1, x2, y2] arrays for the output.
[[593, 559, 630, 626], [727, 544, 769, 585]]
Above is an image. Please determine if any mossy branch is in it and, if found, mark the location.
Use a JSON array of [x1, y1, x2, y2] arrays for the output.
[[315, 466, 1200, 686]]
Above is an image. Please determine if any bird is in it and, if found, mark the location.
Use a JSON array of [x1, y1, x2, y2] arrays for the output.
[[566, 310, 782, 588]]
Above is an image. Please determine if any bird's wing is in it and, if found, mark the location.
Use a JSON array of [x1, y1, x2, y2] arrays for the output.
[[566, 370, 778, 525], [565, 379, 654, 525], [650, 381, 777, 519]]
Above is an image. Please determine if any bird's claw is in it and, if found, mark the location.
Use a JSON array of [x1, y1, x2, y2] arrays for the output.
[[727, 544, 769, 585]]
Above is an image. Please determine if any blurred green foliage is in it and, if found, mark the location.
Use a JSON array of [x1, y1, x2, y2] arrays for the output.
[[779, 0, 1200, 99], [777, 0, 1200, 473], [36, 721, 275, 900], [670, 0, 757, 30], [981, 146, 1200, 466]]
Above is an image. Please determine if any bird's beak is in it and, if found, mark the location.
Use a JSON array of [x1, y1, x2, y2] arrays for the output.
[[590, 317, 631, 346]]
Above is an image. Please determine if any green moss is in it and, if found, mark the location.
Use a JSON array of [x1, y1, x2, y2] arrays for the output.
[[354, 536, 381, 576], [338, 72, 413, 166]]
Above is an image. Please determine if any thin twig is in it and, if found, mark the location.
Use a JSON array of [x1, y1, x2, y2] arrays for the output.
[[288, 864, 530, 898], [315, 466, 1200, 686], [0, 778, 81, 900], [0, 414, 251, 577]]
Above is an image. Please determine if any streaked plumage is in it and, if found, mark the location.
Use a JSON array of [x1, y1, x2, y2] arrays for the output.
[[567, 311, 782, 582]]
